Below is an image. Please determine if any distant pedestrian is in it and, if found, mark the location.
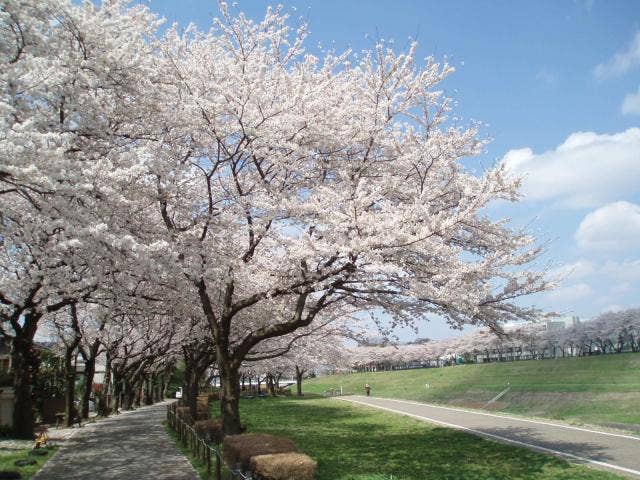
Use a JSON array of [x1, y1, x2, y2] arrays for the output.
[[364, 383, 371, 396]]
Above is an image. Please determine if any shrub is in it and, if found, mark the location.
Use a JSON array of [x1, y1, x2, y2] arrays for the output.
[[223, 434, 298, 471], [194, 419, 224, 444], [176, 406, 193, 424], [250, 452, 317, 480], [195, 409, 209, 421]]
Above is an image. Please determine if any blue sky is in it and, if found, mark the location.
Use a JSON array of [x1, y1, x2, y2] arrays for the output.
[[144, 0, 640, 339]]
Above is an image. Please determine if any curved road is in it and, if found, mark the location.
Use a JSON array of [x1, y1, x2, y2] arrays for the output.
[[338, 395, 640, 479], [34, 402, 198, 480]]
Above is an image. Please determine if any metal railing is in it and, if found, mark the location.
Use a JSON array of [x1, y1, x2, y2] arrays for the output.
[[166, 403, 251, 480]]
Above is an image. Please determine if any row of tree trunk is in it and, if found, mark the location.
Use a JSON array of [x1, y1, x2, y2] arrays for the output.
[[10, 330, 174, 438]]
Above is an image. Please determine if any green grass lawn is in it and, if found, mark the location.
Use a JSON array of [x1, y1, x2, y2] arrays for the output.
[[0, 445, 57, 479], [303, 353, 640, 429], [235, 396, 623, 480]]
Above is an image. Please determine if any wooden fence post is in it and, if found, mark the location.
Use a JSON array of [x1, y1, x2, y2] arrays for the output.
[[207, 446, 211, 477], [216, 447, 222, 480]]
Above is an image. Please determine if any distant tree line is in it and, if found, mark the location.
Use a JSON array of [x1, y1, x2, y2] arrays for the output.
[[348, 308, 640, 372]]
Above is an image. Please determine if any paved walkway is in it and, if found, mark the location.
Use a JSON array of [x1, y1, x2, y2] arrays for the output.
[[339, 396, 640, 479], [34, 401, 198, 480]]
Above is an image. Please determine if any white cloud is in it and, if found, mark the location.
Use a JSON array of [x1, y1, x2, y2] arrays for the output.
[[594, 31, 640, 80], [600, 259, 640, 282], [545, 283, 593, 303], [610, 282, 632, 296], [502, 128, 640, 208], [575, 201, 640, 251], [548, 260, 595, 282], [621, 86, 640, 115]]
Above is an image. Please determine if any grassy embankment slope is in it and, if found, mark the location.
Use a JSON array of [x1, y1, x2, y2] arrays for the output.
[[237, 396, 622, 480], [303, 353, 640, 431]]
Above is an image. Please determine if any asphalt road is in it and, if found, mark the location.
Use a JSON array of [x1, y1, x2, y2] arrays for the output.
[[338, 395, 640, 479], [34, 401, 198, 480]]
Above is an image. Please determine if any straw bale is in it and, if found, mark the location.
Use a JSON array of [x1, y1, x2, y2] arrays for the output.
[[194, 419, 224, 444], [223, 434, 298, 471], [195, 410, 209, 421], [176, 406, 192, 420], [176, 407, 193, 423], [250, 452, 317, 480]]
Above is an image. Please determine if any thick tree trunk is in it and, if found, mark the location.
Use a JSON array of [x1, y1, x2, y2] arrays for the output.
[[11, 334, 38, 439], [110, 370, 122, 414], [122, 377, 135, 410], [158, 373, 167, 402], [63, 346, 77, 427], [219, 362, 242, 435], [134, 384, 142, 407], [187, 374, 199, 419], [295, 366, 305, 397], [62, 304, 82, 427], [98, 351, 112, 417], [266, 373, 276, 396], [155, 373, 165, 403], [144, 376, 154, 405], [162, 373, 170, 399], [183, 359, 196, 417], [80, 356, 96, 419]]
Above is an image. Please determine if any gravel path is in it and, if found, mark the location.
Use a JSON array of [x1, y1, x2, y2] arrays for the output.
[[33, 401, 198, 480], [338, 395, 640, 479]]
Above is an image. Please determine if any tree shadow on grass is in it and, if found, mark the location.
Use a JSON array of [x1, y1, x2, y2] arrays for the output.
[[240, 398, 621, 480]]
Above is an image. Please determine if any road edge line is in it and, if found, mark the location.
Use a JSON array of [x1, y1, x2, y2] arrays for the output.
[[337, 397, 640, 478], [350, 395, 640, 441]]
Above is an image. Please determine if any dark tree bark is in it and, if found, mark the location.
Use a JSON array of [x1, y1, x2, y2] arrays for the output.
[[7, 289, 74, 437], [62, 304, 82, 428], [110, 368, 122, 414], [295, 365, 305, 397], [182, 340, 215, 420], [144, 375, 154, 405], [80, 355, 96, 418], [134, 383, 142, 407], [63, 346, 78, 427], [10, 313, 41, 439], [198, 280, 333, 434], [122, 375, 137, 410], [98, 350, 112, 417], [78, 319, 105, 419], [219, 361, 241, 434]]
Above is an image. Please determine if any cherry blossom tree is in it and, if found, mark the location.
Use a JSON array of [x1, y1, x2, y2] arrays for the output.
[[2, 0, 551, 436], [1, 0, 163, 437], [245, 324, 352, 396], [127, 3, 551, 434]]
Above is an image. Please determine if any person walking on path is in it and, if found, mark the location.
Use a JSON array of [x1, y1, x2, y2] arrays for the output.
[[365, 383, 371, 396], [33, 402, 198, 480]]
